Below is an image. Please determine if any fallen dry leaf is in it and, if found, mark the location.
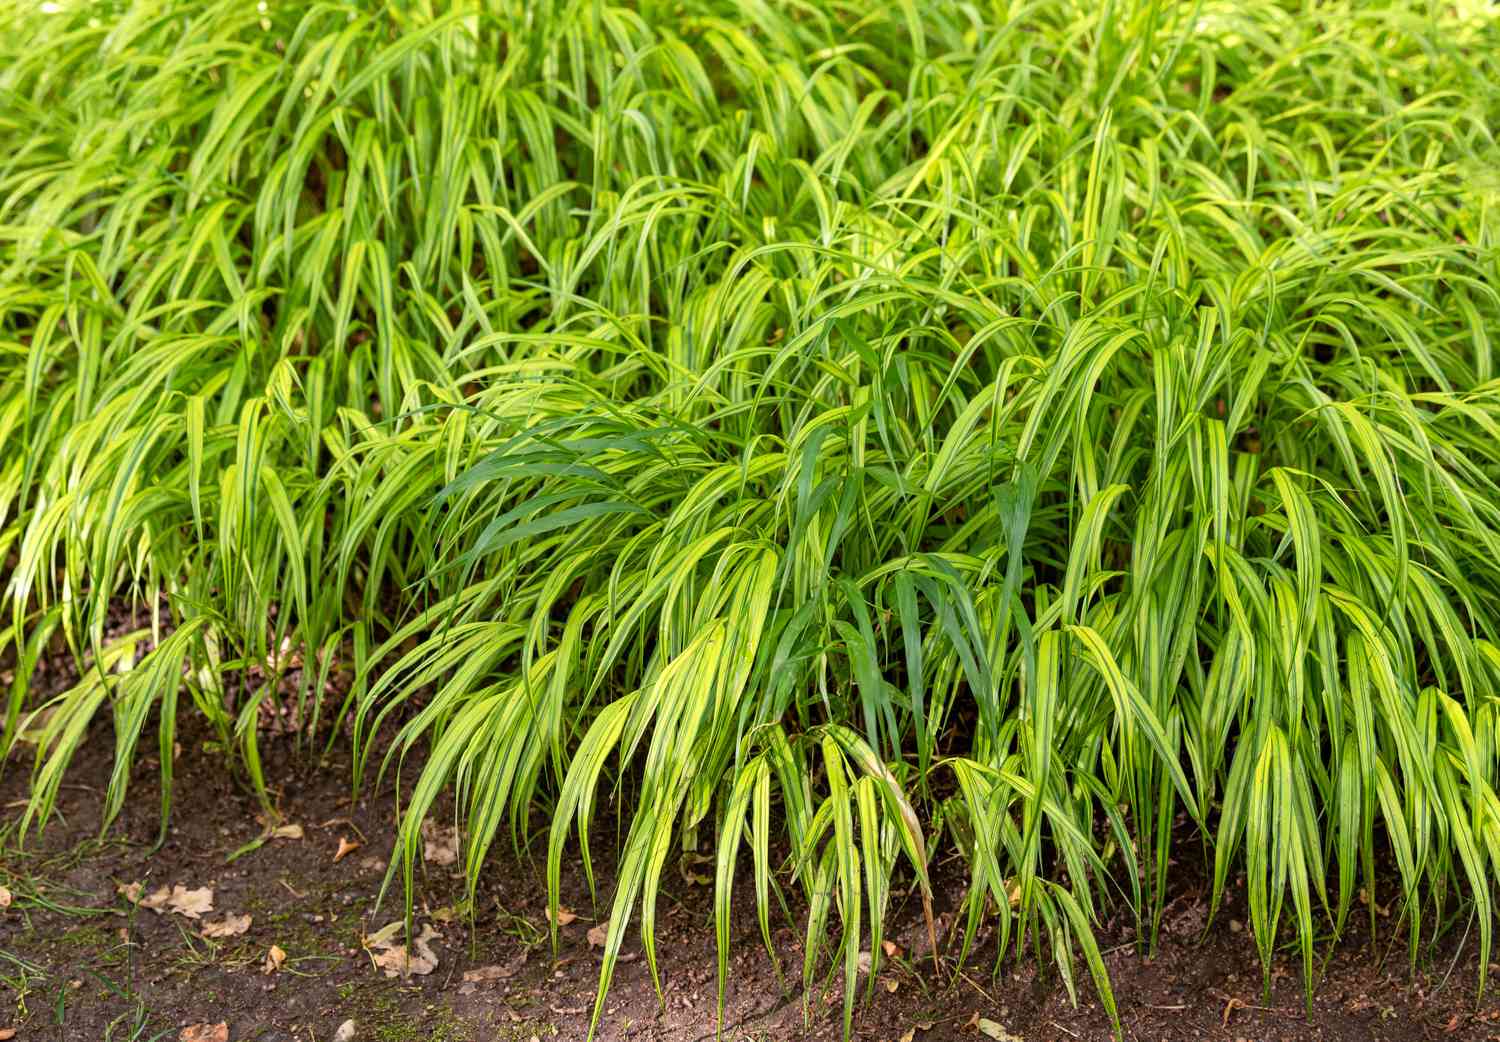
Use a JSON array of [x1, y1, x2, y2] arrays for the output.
[[168, 886, 214, 920], [462, 955, 524, 983], [883, 977, 899, 993], [369, 924, 440, 978], [1006, 877, 1022, 906], [882, 939, 901, 958], [201, 913, 252, 939], [179, 1024, 228, 1042], [548, 906, 577, 927], [117, 881, 143, 904], [0, 1028, 14, 1040], [267, 635, 300, 670], [586, 919, 609, 948], [270, 823, 303, 841], [975, 1018, 1022, 1042], [421, 820, 458, 866], [262, 944, 286, 974], [332, 1021, 356, 1042], [0, 886, 11, 909], [333, 836, 361, 863], [139, 884, 214, 919]]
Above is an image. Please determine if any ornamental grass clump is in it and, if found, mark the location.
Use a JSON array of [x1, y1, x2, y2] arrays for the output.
[[2, 0, 1499, 1036]]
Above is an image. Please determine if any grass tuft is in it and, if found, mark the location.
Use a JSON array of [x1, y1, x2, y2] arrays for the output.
[[2, 0, 1499, 1036]]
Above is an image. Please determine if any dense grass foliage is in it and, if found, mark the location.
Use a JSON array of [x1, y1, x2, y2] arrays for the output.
[[3, 0, 1500, 1033]]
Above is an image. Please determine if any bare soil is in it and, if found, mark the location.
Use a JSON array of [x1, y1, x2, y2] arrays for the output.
[[1, 692, 1497, 1041]]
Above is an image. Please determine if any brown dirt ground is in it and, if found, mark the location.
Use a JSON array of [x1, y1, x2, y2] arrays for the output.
[[1, 660, 1498, 1042]]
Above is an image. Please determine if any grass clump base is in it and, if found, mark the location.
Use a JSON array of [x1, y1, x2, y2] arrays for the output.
[[2, 0, 1499, 1036]]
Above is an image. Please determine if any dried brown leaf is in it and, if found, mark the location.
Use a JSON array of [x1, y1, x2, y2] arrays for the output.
[[462, 955, 525, 983], [136, 883, 215, 919], [370, 924, 439, 978], [139, 885, 172, 911], [975, 1018, 1022, 1042], [201, 914, 252, 939], [333, 836, 361, 863], [167, 886, 215, 920], [262, 944, 286, 974], [421, 821, 458, 866], [586, 919, 608, 948], [179, 1024, 228, 1042]]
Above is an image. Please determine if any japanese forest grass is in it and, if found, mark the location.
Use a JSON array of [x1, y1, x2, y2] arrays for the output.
[[2, 0, 1500, 1036]]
